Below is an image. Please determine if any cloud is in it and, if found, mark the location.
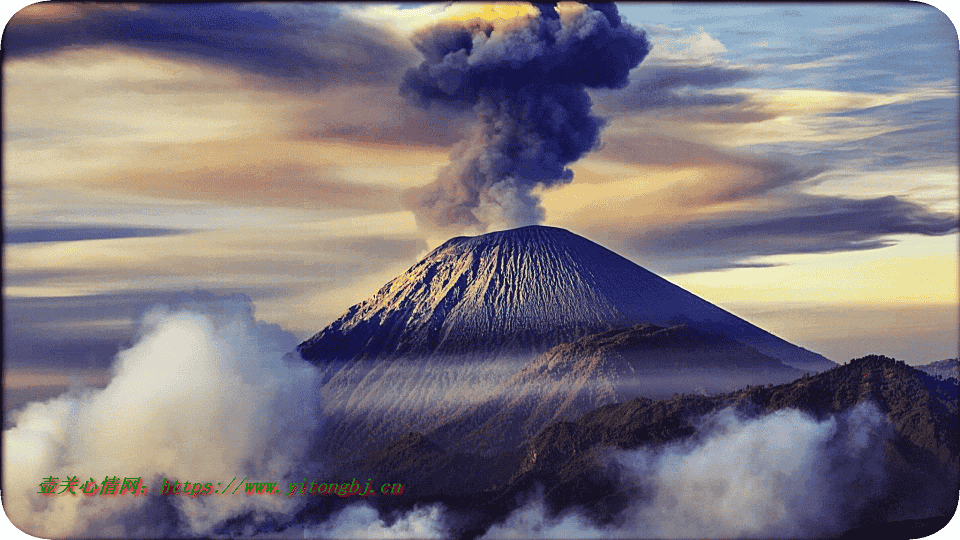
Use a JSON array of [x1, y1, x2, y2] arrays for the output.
[[3, 4, 415, 89], [399, 4, 649, 234], [615, 403, 891, 538], [3, 226, 184, 245], [780, 53, 865, 71], [677, 29, 728, 57], [725, 302, 959, 365], [300, 98, 473, 149], [812, 97, 959, 172], [2, 13, 451, 208], [2, 292, 324, 537], [7, 120, 434, 212], [640, 26, 732, 64], [5, 53, 453, 208], [3, 228, 428, 338], [593, 64, 761, 113], [3, 291, 289, 376], [545, 76, 956, 274], [627, 194, 959, 272], [480, 492, 610, 539], [83, 160, 404, 212], [305, 503, 448, 539], [787, 7, 954, 95], [5, 228, 427, 291], [483, 403, 891, 539], [596, 133, 823, 204]]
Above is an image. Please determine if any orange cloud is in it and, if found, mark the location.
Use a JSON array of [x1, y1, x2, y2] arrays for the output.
[[435, 2, 537, 23], [5, 369, 111, 389], [10, 3, 141, 24]]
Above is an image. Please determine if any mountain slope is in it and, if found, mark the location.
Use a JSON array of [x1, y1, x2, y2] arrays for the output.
[[428, 323, 805, 454], [517, 355, 958, 525], [298, 225, 833, 371], [917, 358, 959, 380], [336, 355, 958, 538], [306, 323, 807, 459]]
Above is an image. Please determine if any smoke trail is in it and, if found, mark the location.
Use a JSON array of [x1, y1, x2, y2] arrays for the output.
[[400, 3, 649, 234], [2, 293, 323, 538]]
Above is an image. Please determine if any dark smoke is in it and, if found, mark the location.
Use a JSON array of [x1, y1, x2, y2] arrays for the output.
[[400, 3, 649, 234]]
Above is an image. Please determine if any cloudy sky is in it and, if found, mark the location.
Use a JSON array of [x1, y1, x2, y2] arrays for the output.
[[3, 2, 958, 407]]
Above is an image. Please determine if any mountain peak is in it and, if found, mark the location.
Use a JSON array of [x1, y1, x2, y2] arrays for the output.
[[443, 224, 569, 243], [428, 225, 602, 263], [298, 226, 834, 371]]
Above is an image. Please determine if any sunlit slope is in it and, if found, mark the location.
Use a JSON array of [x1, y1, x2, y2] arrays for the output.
[[298, 225, 834, 371]]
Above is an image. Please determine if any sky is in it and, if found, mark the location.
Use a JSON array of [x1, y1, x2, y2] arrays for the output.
[[2, 1, 958, 409]]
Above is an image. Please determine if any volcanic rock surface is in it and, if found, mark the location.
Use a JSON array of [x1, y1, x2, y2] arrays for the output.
[[298, 225, 834, 372]]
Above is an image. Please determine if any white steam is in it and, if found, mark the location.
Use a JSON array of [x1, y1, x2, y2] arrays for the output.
[[480, 494, 610, 539], [621, 403, 890, 538], [305, 503, 448, 539], [482, 402, 891, 539], [2, 294, 323, 538]]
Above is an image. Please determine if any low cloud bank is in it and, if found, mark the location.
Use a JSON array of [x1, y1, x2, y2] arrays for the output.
[[480, 493, 608, 539], [3, 293, 323, 537], [304, 502, 448, 539], [484, 402, 891, 539]]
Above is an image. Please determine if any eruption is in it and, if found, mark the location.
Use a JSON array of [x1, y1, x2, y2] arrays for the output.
[[400, 3, 649, 234]]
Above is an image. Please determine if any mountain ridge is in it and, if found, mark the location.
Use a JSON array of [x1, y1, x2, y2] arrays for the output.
[[328, 355, 958, 539], [917, 358, 959, 380], [426, 322, 806, 455]]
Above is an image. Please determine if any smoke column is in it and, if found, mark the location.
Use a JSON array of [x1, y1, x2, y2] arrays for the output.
[[400, 3, 649, 234]]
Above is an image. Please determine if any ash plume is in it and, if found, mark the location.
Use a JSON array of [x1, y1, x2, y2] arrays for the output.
[[400, 3, 649, 234]]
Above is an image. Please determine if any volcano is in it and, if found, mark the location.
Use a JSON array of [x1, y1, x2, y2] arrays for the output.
[[298, 225, 834, 372]]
